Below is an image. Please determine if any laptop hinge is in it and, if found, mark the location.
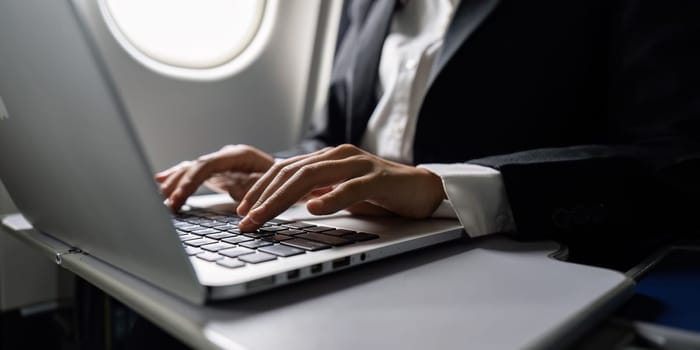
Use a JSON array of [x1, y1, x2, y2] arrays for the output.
[[54, 247, 84, 265]]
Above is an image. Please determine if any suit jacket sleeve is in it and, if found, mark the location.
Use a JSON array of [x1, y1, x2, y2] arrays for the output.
[[468, 1, 700, 245]]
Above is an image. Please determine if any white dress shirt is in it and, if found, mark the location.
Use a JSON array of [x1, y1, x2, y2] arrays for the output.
[[359, 0, 515, 236]]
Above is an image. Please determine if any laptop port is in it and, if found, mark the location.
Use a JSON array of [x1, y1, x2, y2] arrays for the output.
[[287, 269, 300, 280], [310, 263, 323, 275], [332, 257, 351, 269]]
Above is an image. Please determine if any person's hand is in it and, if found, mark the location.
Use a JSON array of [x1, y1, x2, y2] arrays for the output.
[[155, 145, 274, 212], [203, 171, 265, 200], [236, 144, 446, 232]]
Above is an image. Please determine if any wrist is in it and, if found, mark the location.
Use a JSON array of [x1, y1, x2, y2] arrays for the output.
[[416, 167, 447, 218], [418, 167, 447, 199]]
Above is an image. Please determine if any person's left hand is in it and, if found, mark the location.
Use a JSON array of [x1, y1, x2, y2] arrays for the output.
[[236, 144, 446, 232], [203, 171, 265, 201]]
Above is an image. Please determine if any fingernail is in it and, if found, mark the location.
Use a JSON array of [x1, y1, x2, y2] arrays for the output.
[[238, 216, 257, 232], [307, 199, 325, 214], [246, 213, 260, 225]]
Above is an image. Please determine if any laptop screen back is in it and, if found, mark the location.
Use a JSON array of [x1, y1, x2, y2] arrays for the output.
[[0, 0, 203, 303]]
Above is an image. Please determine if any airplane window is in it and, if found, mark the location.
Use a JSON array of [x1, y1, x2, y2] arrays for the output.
[[100, 0, 266, 78]]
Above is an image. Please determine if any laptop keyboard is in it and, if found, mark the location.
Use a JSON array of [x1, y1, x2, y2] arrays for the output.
[[172, 208, 379, 269]]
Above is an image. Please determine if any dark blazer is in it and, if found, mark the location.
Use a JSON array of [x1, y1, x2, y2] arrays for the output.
[[280, 0, 700, 267]]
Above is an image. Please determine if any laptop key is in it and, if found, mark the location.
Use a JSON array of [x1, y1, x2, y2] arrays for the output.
[[196, 252, 223, 262], [216, 258, 245, 269], [262, 234, 293, 243], [175, 224, 201, 231], [238, 252, 277, 264], [214, 224, 238, 231], [192, 228, 220, 236], [341, 232, 380, 242], [211, 215, 232, 222], [296, 233, 353, 246], [201, 242, 235, 252], [283, 222, 316, 229], [303, 226, 335, 233], [243, 231, 275, 239], [206, 232, 236, 240], [179, 234, 201, 242], [259, 244, 305, 257], [277, 229, 305, 236], [281, 238, 331, 251], [178, 225, 203, 232], [239, 240, 273, 249], [269, 218, 292, 225], [221, 218, 242, 224], [184, 246, 203, 256], [258, 226, 287, 233], [185, 238, 217, 247], [219, 247, 255, 258], [222, 235, 254, 245]]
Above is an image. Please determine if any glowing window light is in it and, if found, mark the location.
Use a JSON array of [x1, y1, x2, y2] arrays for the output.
[[102, 0, 265, 70]]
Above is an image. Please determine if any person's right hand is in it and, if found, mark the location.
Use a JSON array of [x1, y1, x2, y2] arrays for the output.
[[155, 144, 275, 212]]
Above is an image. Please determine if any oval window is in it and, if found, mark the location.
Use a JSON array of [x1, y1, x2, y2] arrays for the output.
[[100, 0, 266, 77]]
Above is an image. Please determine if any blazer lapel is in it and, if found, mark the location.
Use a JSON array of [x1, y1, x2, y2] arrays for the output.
[[429, 0, 501, 87], [347, 0, 396, 143]]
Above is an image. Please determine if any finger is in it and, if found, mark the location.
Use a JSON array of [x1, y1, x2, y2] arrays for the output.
[[159, 165, 190, 198], [226, 173, 262, 201], [167, 160, 216, 211], [236, 149, 331, 216], [245, 147, 369, 215], [155, 161, 190, 183], [168, 147, 273, 211], [238, 158, 369, 231], [239, 145, 363, 216], [306, 176, 376, 215], [155, 166, 179, 182], [155, 170, 173, 183], [298, 186, 334, 202], [204, 171, 246, 193], [203, 175, 232, 193]]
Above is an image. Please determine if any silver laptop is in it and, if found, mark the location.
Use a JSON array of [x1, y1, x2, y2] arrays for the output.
[[0, 0, 464, 304]]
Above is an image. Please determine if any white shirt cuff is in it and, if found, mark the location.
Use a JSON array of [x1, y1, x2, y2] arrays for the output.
[[419, 163, 516, 237]]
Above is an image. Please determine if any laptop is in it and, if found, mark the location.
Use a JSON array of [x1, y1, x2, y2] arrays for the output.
[[0, 0, 463, 304]]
